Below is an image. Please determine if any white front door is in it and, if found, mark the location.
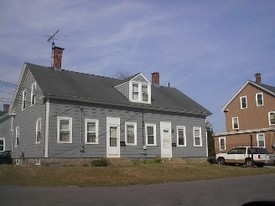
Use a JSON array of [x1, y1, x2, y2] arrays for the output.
[[106, 117, 120, 158], [160, 122, 172, 158]]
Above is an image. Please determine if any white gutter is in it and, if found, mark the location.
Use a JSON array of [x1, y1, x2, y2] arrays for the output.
[[214, 127, 275, 137]]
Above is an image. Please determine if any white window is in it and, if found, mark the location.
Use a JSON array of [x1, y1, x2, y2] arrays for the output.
[[256, 93, 264, 107], [219, 137, 226, 151], [85, 119, 99, 144], [15, 126, 20, 147], [125, 122, 137, 145], [141, 85, 149, 102], [0, 138, 5, 152], [177, 126, 186, 146], [256, 133, 265, 148], [193, 127, 202, 147], [268, 112, 275, 126], [57, 117, 72, 143], [240, 96, 247, 109], [145, 123, 156, 146], [132, 83, 139, 100], [31, 83, 36, 106], [36, 118, 41, 144], [130, 82, 151, 104], [232, 117, 239, 130], [22, 90, 27, 111]]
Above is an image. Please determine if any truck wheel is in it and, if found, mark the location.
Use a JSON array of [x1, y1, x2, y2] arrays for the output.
[[217, 157, 225, 165], [245, 158, 254, 167]]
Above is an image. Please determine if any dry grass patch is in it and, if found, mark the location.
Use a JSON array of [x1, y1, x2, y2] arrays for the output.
[[0, 162, 274, 187]]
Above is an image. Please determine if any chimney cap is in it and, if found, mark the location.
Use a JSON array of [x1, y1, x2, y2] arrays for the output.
[[53, 46, 65, 50]]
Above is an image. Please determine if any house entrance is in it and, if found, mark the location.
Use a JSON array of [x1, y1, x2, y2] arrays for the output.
[[106, 117, 120, 157], [160, 122, 172, 158]]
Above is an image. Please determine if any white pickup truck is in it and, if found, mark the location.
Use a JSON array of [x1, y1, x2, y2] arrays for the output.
[[216, 146, 269, 167]]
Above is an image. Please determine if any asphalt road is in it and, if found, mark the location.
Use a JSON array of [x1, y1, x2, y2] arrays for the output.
[[0, 174, 275, 206]]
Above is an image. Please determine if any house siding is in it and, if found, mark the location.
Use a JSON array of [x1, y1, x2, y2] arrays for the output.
[[114, 82, 129, 100], [225, 84, 275, 131], [47, 100, 207, 159], [215, 82, 275, 154], [0, 115, 11, 151], [12, 69, 46, 159]]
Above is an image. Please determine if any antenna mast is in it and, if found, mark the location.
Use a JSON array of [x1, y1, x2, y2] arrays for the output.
[[47, 29, 60, 67]]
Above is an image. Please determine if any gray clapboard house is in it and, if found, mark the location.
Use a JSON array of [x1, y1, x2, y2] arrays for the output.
[[0, 104, 11, 153], [9, 47, 211, 165]]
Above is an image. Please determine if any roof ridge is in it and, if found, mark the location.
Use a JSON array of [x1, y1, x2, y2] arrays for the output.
[[26, 62, 121, 82]]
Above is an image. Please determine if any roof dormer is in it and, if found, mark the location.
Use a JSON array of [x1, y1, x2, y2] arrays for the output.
[[115, 73, 151, 104]]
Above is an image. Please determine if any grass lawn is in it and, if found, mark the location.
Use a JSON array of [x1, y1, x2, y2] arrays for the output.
[[0, 162, 274, 187]]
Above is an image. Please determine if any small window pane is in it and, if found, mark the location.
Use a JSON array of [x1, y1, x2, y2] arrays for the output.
[[127, 125, 135, 144], [87, 122, 95, 132], [87, 133, 96, 143], [60, 132, 70, 142], [60, 120, 69, 130], [178, 128, 185, 146], [110, 126, 117, 147]]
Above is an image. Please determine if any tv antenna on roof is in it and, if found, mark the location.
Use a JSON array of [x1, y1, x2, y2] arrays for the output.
[[47, 29, 60, 48], [46, 29, 63, 68]]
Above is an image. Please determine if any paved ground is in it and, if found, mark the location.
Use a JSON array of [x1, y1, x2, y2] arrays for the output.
[[0, 174, 275, 206]]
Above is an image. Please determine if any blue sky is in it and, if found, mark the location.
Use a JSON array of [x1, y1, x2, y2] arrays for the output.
[[0, 0, 275, 132]]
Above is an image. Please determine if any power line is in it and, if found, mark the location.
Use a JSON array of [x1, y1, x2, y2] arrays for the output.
[[0, 89, 14, 95], [0, 98, 12, 103], [0, 79, 17, 87]]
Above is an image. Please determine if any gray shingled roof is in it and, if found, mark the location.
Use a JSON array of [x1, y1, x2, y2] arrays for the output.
[[249, 80, 275, 95], [26, 63, 211, 117]]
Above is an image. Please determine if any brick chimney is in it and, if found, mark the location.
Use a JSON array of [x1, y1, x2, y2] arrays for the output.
[[52, 46, 64, 71], [151, 72, 160, 85], [255, 73, 261, 84], [3, 104, 9, 113]]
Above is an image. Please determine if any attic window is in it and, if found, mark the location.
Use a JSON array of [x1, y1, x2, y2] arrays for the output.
[[31, 82, 36, 106], [130, 82, 151, 104], [21, 90, 27, 111]]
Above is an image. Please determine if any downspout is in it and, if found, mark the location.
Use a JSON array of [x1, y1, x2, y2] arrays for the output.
[[205, 130, 208, 157], [44, 99, 50, 158], [10, 114, 15, 154]]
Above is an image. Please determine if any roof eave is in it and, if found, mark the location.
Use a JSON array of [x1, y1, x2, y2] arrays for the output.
[[44, 95, 211, 117]]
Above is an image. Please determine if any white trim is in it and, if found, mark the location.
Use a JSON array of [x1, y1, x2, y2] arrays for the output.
[[240, 95, 248, 109], [106, 117, 120, 158], [222, 80, 275, 112], [30, 82, 36, 106], [193, 127, 202, 147], [232, 116, 239, 130], [21, 90, 27, 111], [0, 137, 5, 152], [85, 118, 99, 144], [145, 123, 157, 146], [44, 100, 49, 157], [256, 133, 265, 148], [129, 81, 151, 104], [9, 64, 27, 115], [35, 118, 41, 144], [15, 126, 19, 147], [176, 126, 186, 147], [57, 116, 73, 143], [219, 137, 226, 151], [125, 122, 137, 146], [214, 127, 275, 137], [268, 111, 275, 126], [256, 92, 264, 107], [205, 131, 208, 157], [160, 121, 172, 158]]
